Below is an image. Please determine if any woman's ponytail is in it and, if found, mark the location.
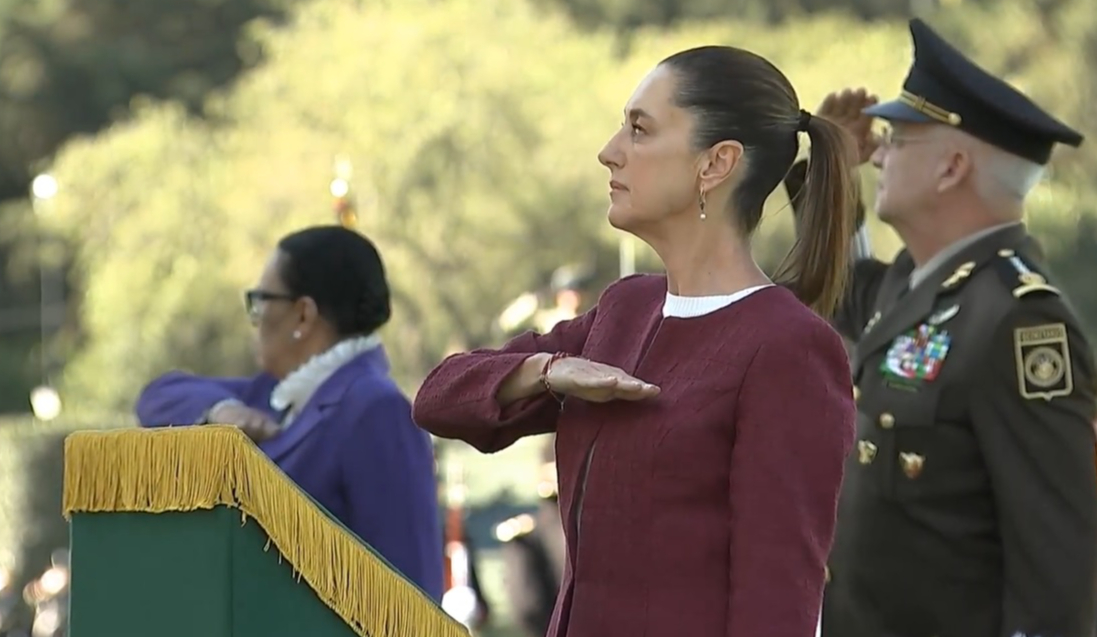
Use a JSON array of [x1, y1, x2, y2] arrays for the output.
[[773, 113, 858, 319]]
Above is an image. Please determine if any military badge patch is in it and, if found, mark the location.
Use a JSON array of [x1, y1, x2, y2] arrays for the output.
[[1014, 323, 1073, 400], [881, 323, 952, 384]]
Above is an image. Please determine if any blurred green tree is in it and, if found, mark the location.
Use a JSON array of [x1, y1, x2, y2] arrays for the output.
[[40, 0, 627, 408], [0, 0, 291, 203], [0, 0, 296, 411], [23, 0, 1097, 412]]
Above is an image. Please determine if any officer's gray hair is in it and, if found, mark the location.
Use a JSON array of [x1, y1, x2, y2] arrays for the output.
[[975, 146, 1046, 202]]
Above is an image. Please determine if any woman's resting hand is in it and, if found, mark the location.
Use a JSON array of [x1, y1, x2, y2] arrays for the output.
[[546, 357, 660, 403], [208, 401, 280, 442]]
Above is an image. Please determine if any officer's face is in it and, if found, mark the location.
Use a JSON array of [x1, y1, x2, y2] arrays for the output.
[[872, 122, 946, 224]]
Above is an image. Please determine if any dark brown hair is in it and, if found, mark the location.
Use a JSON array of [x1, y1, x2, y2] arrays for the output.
[[277, 225, 392, 337], [661, 46, 857, 318]]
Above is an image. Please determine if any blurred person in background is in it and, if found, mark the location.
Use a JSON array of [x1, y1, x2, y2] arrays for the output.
[[534, 266, 594, 334], [496, 265, 596, 339], [496, 436, 565, 637], [809, 19, 1097, 637], [134, 225, 443, 600], [414, 44, 860, 637], [437, 453, 493, 632]]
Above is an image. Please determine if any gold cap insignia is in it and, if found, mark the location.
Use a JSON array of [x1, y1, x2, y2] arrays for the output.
[[898, 91, 962, 127]]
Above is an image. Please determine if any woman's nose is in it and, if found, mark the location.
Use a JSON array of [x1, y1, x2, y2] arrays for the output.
[[598, 131, 624, 169], [597, 145, 614, 169]]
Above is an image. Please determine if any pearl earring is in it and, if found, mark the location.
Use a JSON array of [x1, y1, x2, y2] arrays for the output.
[[292, 330, 301, 340], [699, 187, 707, 220]]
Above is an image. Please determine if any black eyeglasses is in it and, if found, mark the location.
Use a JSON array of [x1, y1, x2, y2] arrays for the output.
[[244, 289, 298, 322]]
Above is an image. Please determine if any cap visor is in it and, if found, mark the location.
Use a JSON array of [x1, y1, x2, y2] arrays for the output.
[[863, 100, 935, 123]]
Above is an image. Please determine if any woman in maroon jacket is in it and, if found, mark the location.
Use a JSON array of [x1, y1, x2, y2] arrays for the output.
[[414, 46, 858, 637]]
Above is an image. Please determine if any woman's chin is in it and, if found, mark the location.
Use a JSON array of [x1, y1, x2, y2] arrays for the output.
[[606, 204, 634, 231]]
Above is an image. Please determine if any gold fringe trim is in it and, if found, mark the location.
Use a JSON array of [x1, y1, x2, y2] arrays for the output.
[[63, 426, 469, 637]]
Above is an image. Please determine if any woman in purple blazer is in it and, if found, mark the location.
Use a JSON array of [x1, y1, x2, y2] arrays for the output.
[[135, 225, 444, 601]]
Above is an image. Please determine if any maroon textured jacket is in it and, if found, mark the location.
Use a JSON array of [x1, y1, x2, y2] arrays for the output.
[[414, 275, 856, 637]]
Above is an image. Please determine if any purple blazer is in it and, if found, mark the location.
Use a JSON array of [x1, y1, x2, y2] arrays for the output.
[[135, 347, 444, 601]]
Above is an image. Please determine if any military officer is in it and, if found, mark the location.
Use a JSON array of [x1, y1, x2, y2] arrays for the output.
[[816, 19, 1097, 637], [496, 438, 565, 637]]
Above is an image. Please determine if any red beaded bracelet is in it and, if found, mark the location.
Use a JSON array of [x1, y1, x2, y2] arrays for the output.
[[540, 352, 571, 406]]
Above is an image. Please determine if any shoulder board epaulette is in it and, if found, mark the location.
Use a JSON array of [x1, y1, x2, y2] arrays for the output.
[[991, 248, 1060, 298], [495, 514, 536, 543]]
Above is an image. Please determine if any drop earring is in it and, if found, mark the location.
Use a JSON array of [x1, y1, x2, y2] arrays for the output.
[[699, 187, 707, 220]]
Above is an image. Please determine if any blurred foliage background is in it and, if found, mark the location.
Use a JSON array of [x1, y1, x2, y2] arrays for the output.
[[0, 0, 1094, 632]]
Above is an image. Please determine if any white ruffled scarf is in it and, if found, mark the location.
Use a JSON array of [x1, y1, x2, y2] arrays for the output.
[[270, 334, 382, 427]]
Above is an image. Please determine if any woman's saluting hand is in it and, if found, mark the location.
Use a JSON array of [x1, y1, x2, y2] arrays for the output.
[[545, 356, 660, 403]]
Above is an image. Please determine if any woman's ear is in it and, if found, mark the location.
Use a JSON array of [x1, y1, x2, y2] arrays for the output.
[[698, 140, 745, 192], [296, 296, 321, 333]]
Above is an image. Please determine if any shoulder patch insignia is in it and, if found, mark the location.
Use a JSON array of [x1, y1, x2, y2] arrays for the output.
[[1014, 323, 1073, 400], [994, 249, 1060, 298]]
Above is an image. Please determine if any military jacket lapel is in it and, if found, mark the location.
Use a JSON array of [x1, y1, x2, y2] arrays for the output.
[[853, 225, 1028, 372]]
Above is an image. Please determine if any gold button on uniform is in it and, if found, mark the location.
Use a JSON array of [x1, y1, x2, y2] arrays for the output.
[[879, 412, 895, 429]]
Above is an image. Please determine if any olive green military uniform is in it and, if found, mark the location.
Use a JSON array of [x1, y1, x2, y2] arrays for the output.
[[804, 17, 1097, 636], [822, 222, 1097, 637]]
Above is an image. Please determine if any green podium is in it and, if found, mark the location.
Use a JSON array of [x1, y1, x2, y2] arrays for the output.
[[62, 426, 469, 637]]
